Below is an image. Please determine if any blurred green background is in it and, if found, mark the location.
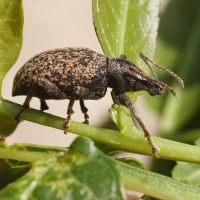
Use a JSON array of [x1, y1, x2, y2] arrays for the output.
[[146, 0, 200, 177]]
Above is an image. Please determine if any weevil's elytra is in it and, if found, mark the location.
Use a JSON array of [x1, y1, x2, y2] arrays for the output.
[[12, 47, 184, 158], [13, 48, 108, 99]]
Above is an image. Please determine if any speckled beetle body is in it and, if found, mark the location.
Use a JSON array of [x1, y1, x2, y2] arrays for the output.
[[13, 47, 184, 157], [13, 48, 108, 100]]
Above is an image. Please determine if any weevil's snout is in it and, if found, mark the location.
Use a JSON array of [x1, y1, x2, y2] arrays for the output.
[[148, 83, 164, 96]]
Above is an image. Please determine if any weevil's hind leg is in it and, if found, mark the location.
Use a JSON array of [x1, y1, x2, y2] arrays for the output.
[[40, 99, 49, 111], [79, 99, 89, 124], [14, 80, 38, 123], [15, 77, 68, 124], [115, 93, 160, 158]]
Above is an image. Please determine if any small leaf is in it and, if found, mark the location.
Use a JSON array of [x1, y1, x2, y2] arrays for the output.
[[117, 157, 146, 170], [0, 137, 126, 200]]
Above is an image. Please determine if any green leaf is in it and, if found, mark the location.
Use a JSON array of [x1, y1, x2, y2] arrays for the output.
[[0, 137, 126, 200], [0, 0, 23, 136], [92, 0, 159, 70], [0, 0, 24, 99]]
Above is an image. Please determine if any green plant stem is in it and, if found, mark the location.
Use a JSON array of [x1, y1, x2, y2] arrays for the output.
[[117, 160, 200, 200], [1, 99, 200, 163]]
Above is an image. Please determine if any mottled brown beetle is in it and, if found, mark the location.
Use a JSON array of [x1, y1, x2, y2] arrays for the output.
[[12, 47, 184, 158]]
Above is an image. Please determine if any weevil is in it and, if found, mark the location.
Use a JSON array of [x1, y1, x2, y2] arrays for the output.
[[12, 47, 184, 158]]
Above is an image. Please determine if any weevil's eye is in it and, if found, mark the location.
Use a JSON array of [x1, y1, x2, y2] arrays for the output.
[[155, 83, 163, 94], [148, 83, 163, 96]]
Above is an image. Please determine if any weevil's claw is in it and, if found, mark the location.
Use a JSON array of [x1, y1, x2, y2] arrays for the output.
[[14, 116, 20, 124], [63, 115, 71, 134], [83, 113, 89, 124], [14, 109, 24, 124], [64, 130, 68, 134], [147, 136, 160, 158], [83, 119, 89, 124]]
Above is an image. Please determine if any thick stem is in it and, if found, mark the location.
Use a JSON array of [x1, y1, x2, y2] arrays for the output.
[[1, 99, 200, 163]]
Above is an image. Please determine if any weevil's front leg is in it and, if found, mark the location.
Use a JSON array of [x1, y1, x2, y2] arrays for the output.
[[115, 93, 160, 158]]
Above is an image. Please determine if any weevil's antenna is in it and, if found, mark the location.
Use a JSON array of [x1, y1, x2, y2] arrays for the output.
[[158, 81, 179, 99], [129, 65, 179, 99], [139, 53, 184, 88], [139, 53, 158, 80]]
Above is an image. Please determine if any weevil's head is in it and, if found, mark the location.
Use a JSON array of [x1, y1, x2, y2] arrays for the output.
[[147, 79, 179, 99], [147, 82, 164, 96], [108, 56, 179, 99]]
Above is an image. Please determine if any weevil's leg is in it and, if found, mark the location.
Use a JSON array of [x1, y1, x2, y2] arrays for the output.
[[14, 80, 38, 123], [37, 77, 69, 99], [63, 86, 99, 132], [40, 99, 49, 111], [15, 77, 69, 124], [79, 99, 89, 124], [115, 94, 160, 158], [62, 92, 76, 132]]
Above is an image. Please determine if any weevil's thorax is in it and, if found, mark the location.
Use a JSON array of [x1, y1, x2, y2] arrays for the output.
[[107, 58, 134, 94], [107, 58, 149, 94]]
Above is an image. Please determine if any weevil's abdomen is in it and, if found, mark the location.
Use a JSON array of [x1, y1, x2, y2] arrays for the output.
[[12, 48, 108, 99]]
